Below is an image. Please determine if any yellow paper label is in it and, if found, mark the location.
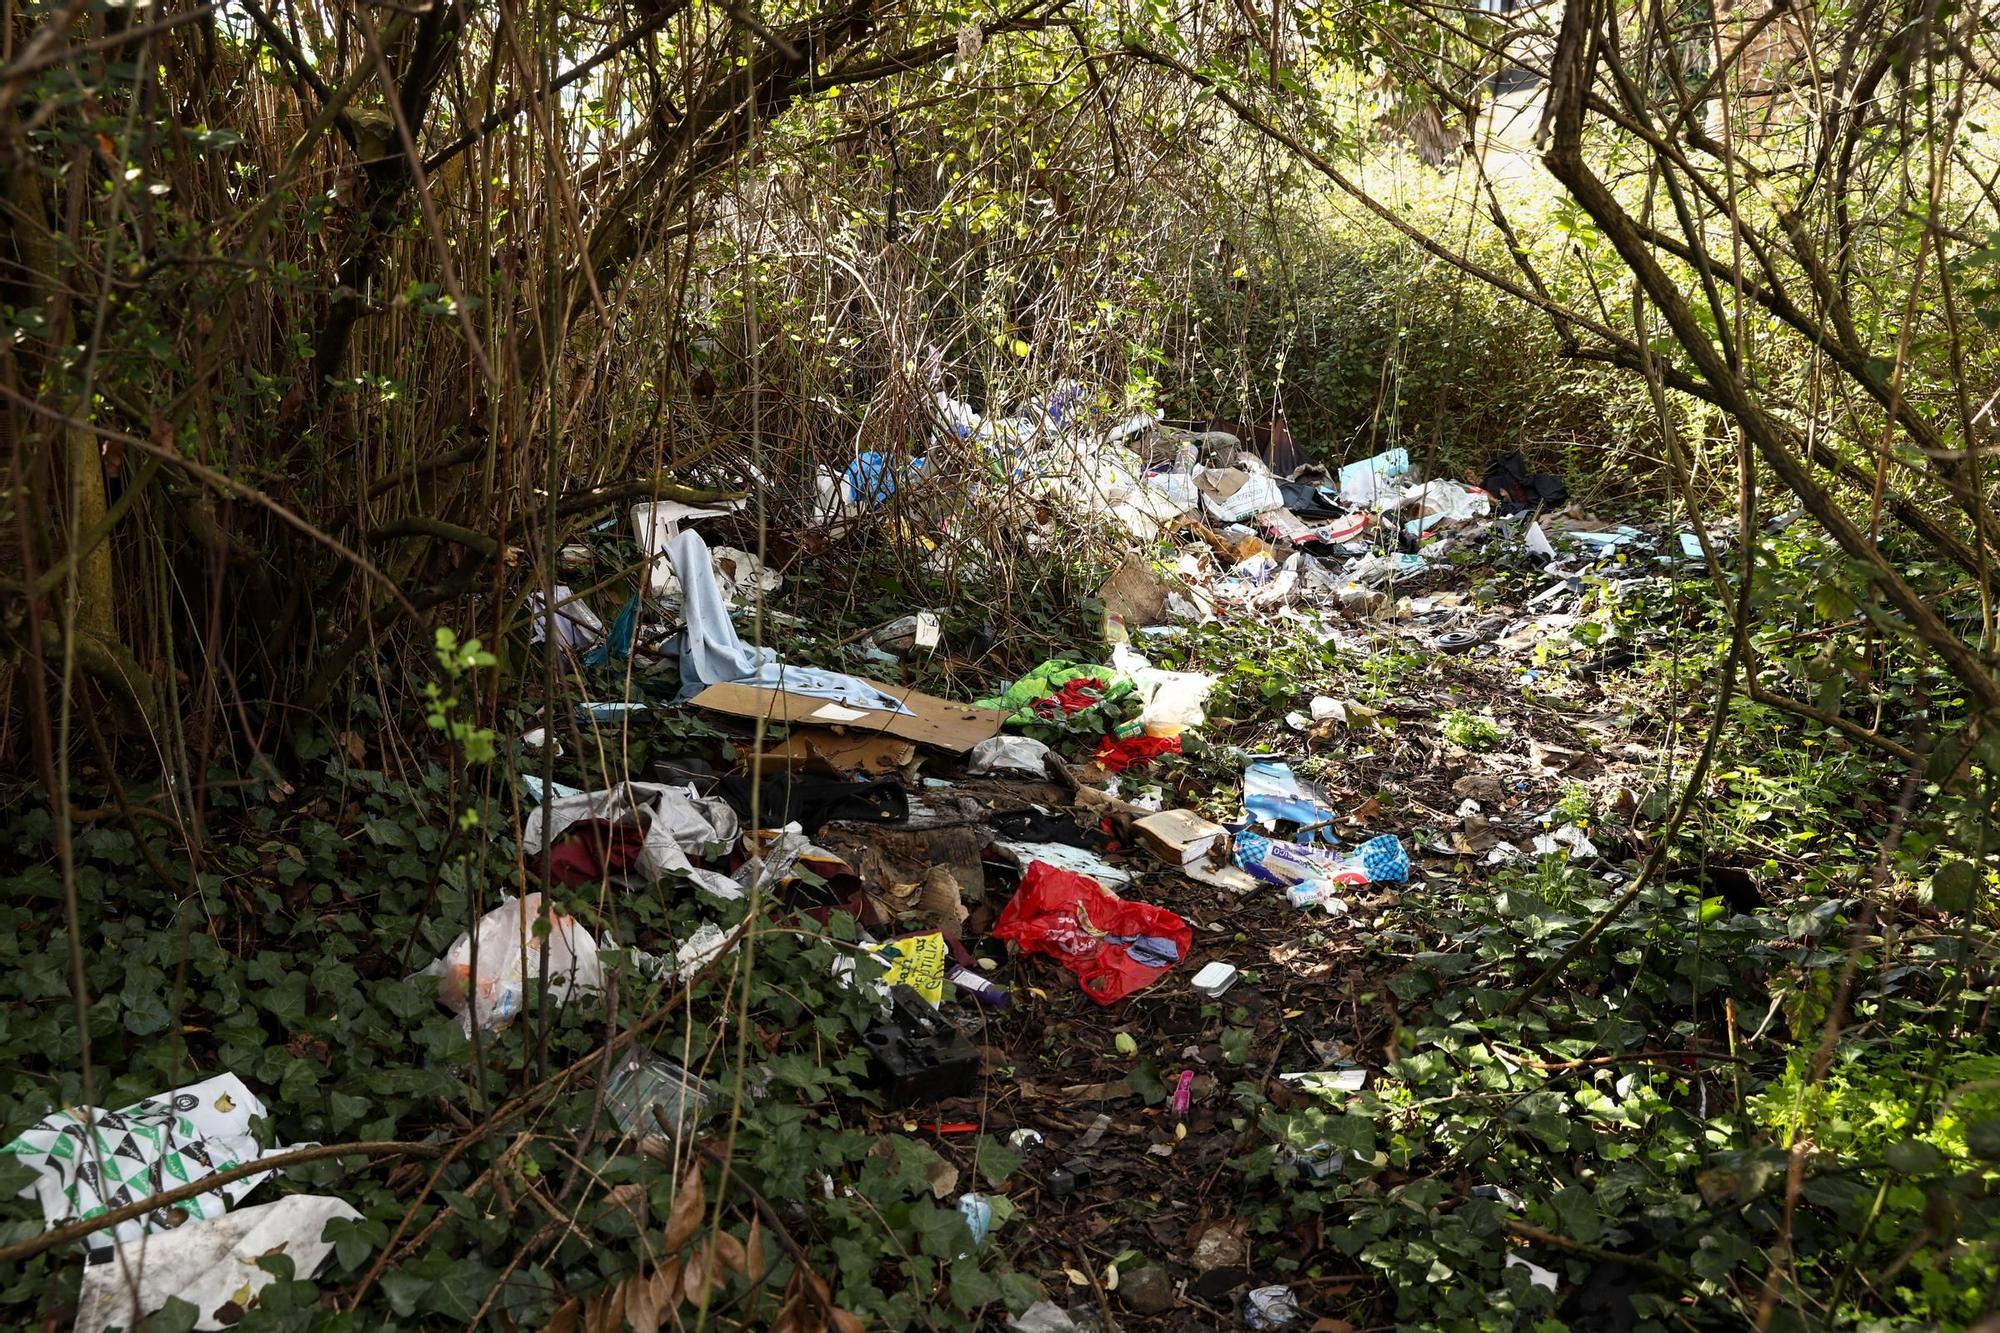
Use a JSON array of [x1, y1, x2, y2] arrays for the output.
[[868, 932, 948, 1006]]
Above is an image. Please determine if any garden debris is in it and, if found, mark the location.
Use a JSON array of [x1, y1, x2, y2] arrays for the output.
[[5, 1073, 295, 1253], [72, 1194, 362, 1333], [820, 823, 991, 908], [429, 893, 602, 1031], [865, 986, 979, 1102], [992, 861, 1192, 1003]]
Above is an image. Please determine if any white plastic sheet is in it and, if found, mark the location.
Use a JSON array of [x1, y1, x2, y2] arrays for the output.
[[73, 1195, 360, 1333], [522, 780, 740, 890], [1337, 447, 1411, 507]]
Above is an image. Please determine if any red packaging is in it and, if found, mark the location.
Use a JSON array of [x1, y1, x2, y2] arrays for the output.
[[991, 861, 1192, 1004]]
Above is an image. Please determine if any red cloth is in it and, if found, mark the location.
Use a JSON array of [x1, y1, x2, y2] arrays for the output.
[[544, 818, 647, 888], [992, 861, 1192, 1005], [1093, 734, 1181, 773], [1032, 677, 1108, 719]]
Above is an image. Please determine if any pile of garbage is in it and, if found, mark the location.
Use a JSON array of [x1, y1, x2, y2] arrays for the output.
[[7, 381, 1720, 1328]]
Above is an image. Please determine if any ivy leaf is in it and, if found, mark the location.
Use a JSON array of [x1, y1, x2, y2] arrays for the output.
[[975, 1135, 1022, 1188], [1884, 1140, 1945, 1175]]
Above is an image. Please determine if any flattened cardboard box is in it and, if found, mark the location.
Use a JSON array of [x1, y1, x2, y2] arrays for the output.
[[691, 680, 1006, 753], [746, 727, 916, 776]]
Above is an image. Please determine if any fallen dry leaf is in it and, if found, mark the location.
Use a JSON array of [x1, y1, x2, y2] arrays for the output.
[[664, 1162, 706, 1253]]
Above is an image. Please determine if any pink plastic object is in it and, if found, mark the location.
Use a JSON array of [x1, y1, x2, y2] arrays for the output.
[[1171, 1070, 1195, 1121]]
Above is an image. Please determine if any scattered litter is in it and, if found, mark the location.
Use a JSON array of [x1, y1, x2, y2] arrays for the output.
[[5, 1073, 293, 1252], [1244, 1284, 1303, 1328], [72, 1195, 362, 1333], [1280, 1069, 1368, 1095], [865, 932, 950, 1006], [669, 529, 916, 711], [693, 677, 1004, 753], [1093, 733, 1182, 772], [1008, 1128, 1046, 1150], [872, 611, 944, 656], [1532, 824, 1600, 860], [1337, 446, 1410, 506], [1191, 1219, 1249, 1271], [1009, 1301, 1085, 1333]]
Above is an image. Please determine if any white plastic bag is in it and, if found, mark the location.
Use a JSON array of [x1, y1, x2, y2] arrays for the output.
[[434, 893, 602, 1031], [1337, 447, 1411, 507], [1111, 643, 1218, 737]]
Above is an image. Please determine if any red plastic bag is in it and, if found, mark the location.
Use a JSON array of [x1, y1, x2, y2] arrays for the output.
[[992, 861, 1192, 1004]]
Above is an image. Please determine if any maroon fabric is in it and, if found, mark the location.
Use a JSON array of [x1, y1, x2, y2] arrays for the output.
[[544, 818, 647, 888]]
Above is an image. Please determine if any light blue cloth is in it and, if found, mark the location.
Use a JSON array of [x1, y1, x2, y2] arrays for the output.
[[665, 530, 912, 714]]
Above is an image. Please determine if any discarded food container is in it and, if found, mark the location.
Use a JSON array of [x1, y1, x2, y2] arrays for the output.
[[865, 985, 980, 1102], [1191, 961, 1240, 996], [604, 1054, 717, 1141]]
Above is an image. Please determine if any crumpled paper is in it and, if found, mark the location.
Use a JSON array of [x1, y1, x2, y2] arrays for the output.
[[3, 1073, 294, 1253], [73, 1194, 360, 1333]]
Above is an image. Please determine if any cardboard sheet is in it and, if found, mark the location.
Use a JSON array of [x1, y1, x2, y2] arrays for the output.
[[746, 726, 916, 775], [692, 680, 1005, 753]]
